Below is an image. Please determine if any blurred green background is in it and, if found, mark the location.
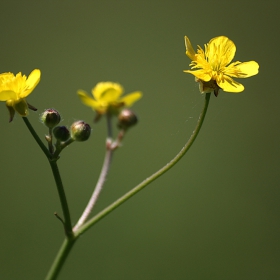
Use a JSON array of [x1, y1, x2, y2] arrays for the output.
[[0, 1, 279, 279]]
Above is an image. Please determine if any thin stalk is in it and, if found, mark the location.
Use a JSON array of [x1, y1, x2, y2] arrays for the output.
[[48, 127, 54, 154], [106, 112, 113, 138], [22, 117, 50, 158], [75, 92, 211, 236], [44, 237, 76, 280], [73, 113, 114, 231], [73, 148, 113, 231], [52, 138, 75, 159], [22, 116, 73, 237], [49, 160, 73, 237]]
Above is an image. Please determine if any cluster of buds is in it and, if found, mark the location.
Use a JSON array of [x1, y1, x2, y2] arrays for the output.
[[41, 109, 91, 158], [41, 106, 139, 154]]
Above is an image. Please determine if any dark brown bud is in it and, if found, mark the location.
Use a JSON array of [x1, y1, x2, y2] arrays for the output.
[[117, 109, 138, 130]]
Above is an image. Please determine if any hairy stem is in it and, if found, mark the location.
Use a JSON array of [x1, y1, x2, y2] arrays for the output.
[[73, 148, 113, 231], [73, 113, 114, 231]]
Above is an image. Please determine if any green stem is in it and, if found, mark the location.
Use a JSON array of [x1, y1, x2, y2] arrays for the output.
[[52, 138, 75, 159], [22, 117, 73, 237], [22, 117, 74, 279], [44, 237, 76, 280], [45, 113, 115, 279], [48, 127, 54, 154], [49, 160, 73, 237], [22, 117, 50, 158], [45, 92, 210, 279], [75, 92, 211, 236]]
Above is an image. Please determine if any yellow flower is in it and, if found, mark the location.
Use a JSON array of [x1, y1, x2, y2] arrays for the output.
[[77, 82, 142, 116], [0, 69, 41, 121], [184, 36, 259, 96]]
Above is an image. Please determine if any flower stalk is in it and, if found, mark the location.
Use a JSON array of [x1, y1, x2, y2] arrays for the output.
[[45, 237, 77, 280], [23, 117, 73, 236], [22, 117, 50, 158], [49, 160, 73, 237], [44, 92, 211, 279], [75, 92, 211, 236], [73, 147, 113, 231], [73, 113, 114, 231]]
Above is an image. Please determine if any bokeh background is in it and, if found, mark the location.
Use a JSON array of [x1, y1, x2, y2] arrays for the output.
[[0, 1, 279, 279]]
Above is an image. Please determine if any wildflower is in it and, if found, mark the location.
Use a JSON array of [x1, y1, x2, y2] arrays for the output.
[[77, 82, 142, 120], [0, 69, 41, 121], [184, 36, 259, 96]]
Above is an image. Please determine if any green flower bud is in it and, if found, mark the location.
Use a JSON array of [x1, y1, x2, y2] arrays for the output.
[[53, 126, 70, 141], [117, 109, 138, 130], [70, 121, 91, 141], [41, 109, 61, 128]]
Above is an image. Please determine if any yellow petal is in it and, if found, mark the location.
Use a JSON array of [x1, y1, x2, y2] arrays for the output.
[[21, 69, 41, 98], [100, 88, 123, 103], [184, 69, 212, 82], [0, 73, 14, 84], [217, 75, 244, 92], [0, 90, 17, 101], [184, 36, 196, 61], [92, 82, 123, 101], [119, 92, 142, 106], [207, 36, 236, 67], [77, 90, 100, 109], [13, 98, 29, 116], [0, 73, 16, 94], [227, 61, 259, 78]]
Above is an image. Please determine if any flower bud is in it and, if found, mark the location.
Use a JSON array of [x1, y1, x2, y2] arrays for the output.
[[41, 109, 61, 128], [117, 109, 138, 130], [53, 126, 70, 141], [70, 121, 91, 141]]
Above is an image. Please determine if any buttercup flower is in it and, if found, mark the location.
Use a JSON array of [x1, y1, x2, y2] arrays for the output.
[[77, 82, 142, 119], [184, 36, 259, 96], [0, 69, 41, 121]]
